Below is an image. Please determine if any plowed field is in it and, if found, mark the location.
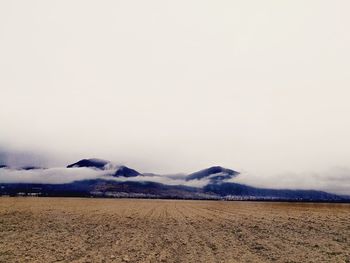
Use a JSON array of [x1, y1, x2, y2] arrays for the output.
[[0, 198, 349, 262]]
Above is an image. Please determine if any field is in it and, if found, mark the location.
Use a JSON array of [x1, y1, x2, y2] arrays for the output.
[[0, 198, 349, 263]]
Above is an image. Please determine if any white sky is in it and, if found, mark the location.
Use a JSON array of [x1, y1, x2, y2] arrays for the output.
[[1, 1, 350, 177]]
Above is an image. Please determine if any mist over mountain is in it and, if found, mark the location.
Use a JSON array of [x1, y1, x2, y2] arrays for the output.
[[0, 157, 349, 201], [186, 166, 239, 182]]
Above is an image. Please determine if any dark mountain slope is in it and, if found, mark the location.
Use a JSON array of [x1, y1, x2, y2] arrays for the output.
[[67, 159, 109, 169], [113, 166, 141, 177], [0, 180, 212, 199], [186, 166, 239, 182], [204, 182, 344, 201]]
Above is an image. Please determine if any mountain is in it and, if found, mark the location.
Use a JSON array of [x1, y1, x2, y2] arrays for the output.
[[19, 166, 45, 170], [113, 166, 141, 177], [67, 159, 141, 177], [0, 179, 346, 201], [67, 159, 109, 169], [1, 161, 349, 202], [203, 182, 344, 201], [0, 165, 44, 170], [0, 180, 213, 199], [186, 166, 239, 182]]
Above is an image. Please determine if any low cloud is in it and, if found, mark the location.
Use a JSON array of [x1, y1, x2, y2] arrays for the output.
[[107, 175, 210, 188], [0, 167, 107, 184], [233, 167, 350, 195], [1, 166, 350, 196], [0, 167, 210, 187]]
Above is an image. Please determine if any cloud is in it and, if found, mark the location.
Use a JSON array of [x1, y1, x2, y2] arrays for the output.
[[1, 0, 350, 179], [0, 167, 107, 184], [0, 167, 212, 188], [0, 166, 214, 189], [107, 175, 210, 188], [232, 167, 350, 195], [0, 148, 50, 168]]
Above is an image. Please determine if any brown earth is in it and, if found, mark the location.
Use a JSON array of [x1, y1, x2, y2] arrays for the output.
[[0, 197, 349, 263]]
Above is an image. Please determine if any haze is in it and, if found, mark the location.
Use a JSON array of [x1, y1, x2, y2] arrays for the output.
[[1, 0, 350, 184]]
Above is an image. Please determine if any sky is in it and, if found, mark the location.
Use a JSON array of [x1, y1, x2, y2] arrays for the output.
[[1, 1, 350, 190]]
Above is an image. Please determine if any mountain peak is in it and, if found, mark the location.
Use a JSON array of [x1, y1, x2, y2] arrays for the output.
[[186, 166, 239, 181], [67, 158, 109, 170], [113, 166, 141, 177], [20, 166, 45, 170]]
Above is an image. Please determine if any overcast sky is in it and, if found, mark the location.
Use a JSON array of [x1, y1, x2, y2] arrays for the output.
[[1, 1, 350, 179]]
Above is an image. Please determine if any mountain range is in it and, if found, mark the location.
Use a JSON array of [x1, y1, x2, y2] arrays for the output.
[[0, 158, 349, 202]]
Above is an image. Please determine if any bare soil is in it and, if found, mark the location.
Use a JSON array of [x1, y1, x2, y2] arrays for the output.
[[0, 197, 349, 263]]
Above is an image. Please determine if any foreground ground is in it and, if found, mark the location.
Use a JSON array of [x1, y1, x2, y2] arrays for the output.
[[0, 198, 349, 263]]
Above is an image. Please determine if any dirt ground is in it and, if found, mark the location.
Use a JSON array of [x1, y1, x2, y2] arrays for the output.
[[0, 198, 349, 263]]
